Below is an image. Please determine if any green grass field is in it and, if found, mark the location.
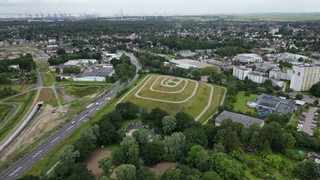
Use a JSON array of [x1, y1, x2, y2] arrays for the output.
[[233, 91, 259, 114], [0, 104, 13, 121], [41, 72, 55, 87], [39, 88, 57, 107], [137, 76, 196, 101], [66, 85, 111, 97], [120, 75, 224, 123], [0, 90, 36, 141]]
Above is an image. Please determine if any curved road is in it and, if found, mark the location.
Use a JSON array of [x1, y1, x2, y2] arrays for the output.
[[0, 53, 141, 179]]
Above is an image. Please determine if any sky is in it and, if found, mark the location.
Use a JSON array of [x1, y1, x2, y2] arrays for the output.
[[0, 0, 320, 17]]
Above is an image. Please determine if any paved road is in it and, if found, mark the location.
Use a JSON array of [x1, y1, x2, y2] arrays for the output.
[[0, 53, 141, 180], [302, 107, 317, 135]]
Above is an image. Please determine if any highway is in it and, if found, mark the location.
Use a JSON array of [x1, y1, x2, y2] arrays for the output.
[[0, 53, 141, 179]]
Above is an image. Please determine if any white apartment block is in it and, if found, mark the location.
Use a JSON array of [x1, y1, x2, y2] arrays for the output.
[[290, 65, 320, 91], [248, 73, 264, 84], [233, 66, 252, 80], [269, 69, 292, 80]]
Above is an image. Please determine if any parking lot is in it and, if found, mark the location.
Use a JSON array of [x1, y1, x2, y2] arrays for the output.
[[298, 107, 318, 135]]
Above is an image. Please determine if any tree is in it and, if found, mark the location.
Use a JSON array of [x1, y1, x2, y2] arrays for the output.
[[202, 171, 222, 180], [136, 167, 155, 180], [281, 132, 296, 152], [295, 94, 303, 100], [99, 157, 112, 176], [74, 126, 99, 161], [310, 82, 320, 97], [146, 107, 168, 128], [187, 145, 209, 171], [29, 70, 37, 83], [191, 69, 201, 80], [55, 67, 61, 74], [292, 161, 320, 180], [57, 48, 66, 55], [263, 154, 284, 170], [18, 175, 40, 180], [162, 115, 177, 135], [68, 163, 95, 180], [139, 106, 149, 120], [208, 153, 243, 180], [112, 137, 140, 166], [163, 132, 186, 161], [132, 128, 152, 147], [223, 131, 241, 151], [97, 119, 119, 146], [106, 111, 123, 130], [175, 112, 196, 132], [161, 168, 182, 180], [116, 102, 139, 120], [183, 127, 207, 146], [54, 162, 95, 180], [57, 145, 80, 163], [120, 136, 138, 150], [141, 141, 164, 166], [115, 164, 136, 180]]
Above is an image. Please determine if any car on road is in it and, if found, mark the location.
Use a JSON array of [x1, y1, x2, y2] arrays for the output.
[[108, 97, 111, 101], [71, 121, 76, 124], [95, 102, 99, 106]]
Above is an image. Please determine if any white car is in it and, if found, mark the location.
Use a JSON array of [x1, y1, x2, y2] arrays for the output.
[[108, 97, 111, 101], [71, 121, 76, 125]]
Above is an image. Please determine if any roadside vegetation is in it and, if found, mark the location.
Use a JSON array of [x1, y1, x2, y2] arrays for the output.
[[0, 90, 36, 141], [0, 104, 13, 121]]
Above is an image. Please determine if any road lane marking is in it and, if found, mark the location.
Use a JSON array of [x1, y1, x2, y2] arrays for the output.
[[65, 126, 72, 132], [32, 150, 43, 158], [50, 136, 59, 144]]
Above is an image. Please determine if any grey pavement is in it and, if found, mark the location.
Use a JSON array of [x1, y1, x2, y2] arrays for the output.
[[302, 107, 317, 135]]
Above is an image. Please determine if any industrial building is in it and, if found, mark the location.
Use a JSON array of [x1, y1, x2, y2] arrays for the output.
[[256, 94, 296, 116], [215, 111, 264, 128], [73, 67, 114, 82]]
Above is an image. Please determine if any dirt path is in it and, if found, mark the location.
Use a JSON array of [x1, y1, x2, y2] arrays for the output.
[[86, 150, 112, 180], [135, 75, 199, 104], [195, 84, 214, 121], [150, 162, 178, 175], [150, 76, 189, 94], [203, 86, 227, 124]]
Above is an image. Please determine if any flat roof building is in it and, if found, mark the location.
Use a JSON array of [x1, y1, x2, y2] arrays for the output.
[[256, 94, 296, 116], [215, 111, 264, 128], [233, 54, 263, 64]]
